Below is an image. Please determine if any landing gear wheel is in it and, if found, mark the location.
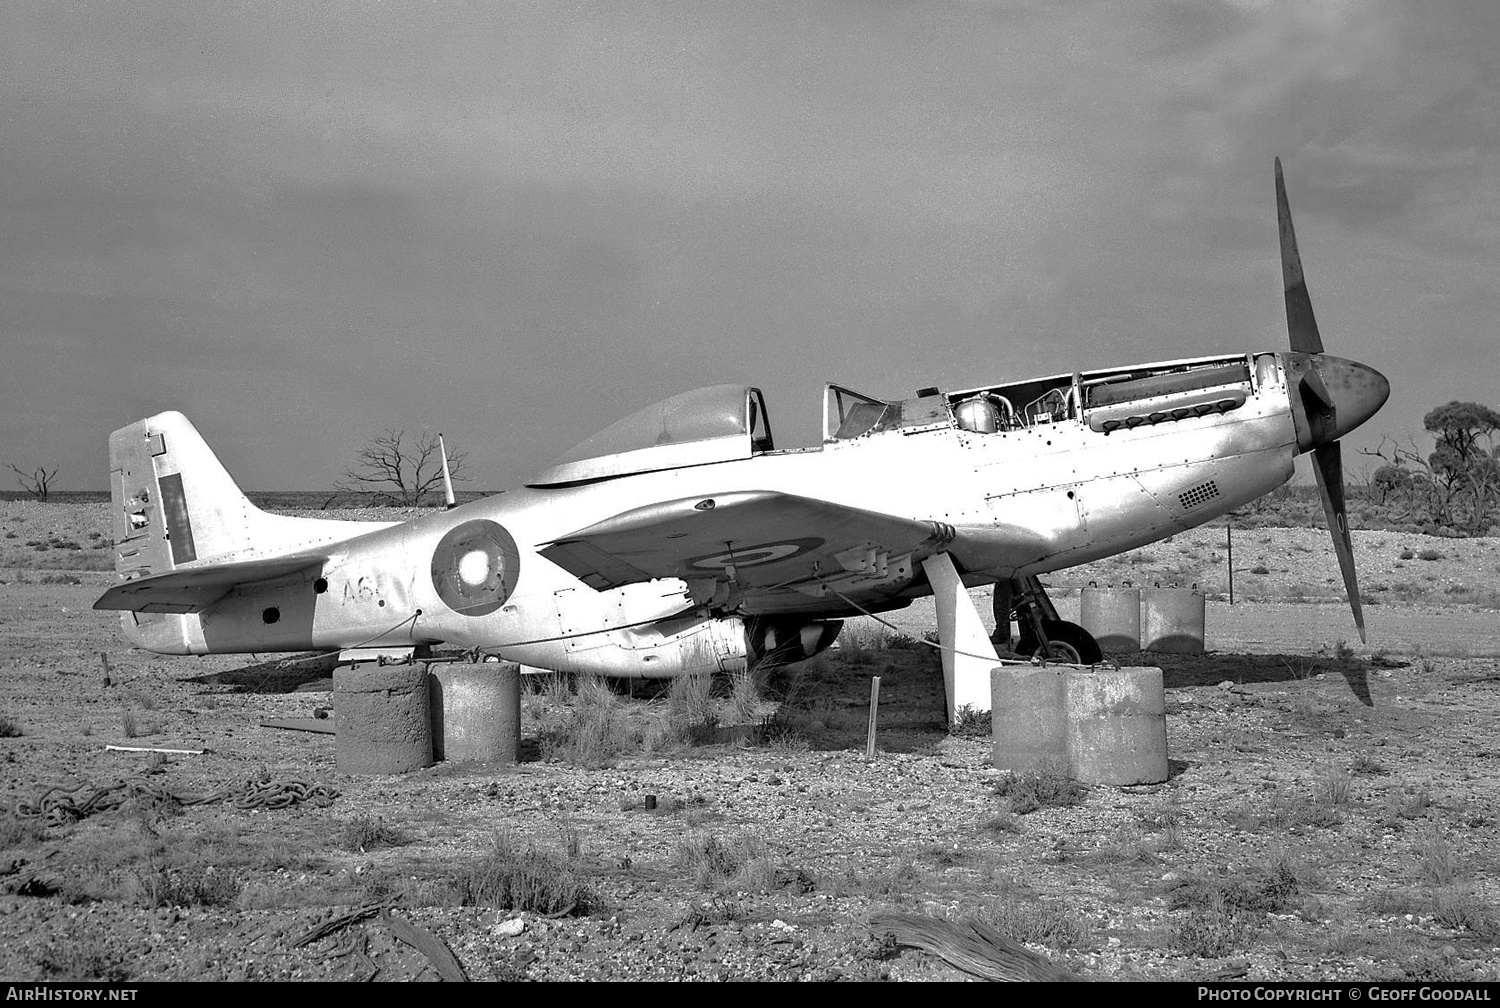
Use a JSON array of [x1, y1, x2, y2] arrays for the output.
[[1016, 619, 1103, 665]]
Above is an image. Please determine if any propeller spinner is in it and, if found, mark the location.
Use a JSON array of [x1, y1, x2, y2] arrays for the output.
[[1275, 158, 1390, 643]]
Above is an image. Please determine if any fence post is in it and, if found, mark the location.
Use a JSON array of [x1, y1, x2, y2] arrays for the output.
[[1227, 523, 1234, 604]]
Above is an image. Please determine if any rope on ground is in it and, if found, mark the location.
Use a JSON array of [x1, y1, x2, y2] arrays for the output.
[[231, 775, 339, 810], [13, 771, 339, 826]]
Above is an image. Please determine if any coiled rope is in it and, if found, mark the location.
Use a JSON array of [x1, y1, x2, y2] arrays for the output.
[[14, 771, 338, 826]]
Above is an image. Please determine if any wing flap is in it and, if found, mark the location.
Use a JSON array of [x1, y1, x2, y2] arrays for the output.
[[539, 490, 955, 595], [93, 553, 326, 613]]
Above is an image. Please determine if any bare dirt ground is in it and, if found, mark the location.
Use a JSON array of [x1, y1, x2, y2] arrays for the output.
[[2, 504, 1499, 982]]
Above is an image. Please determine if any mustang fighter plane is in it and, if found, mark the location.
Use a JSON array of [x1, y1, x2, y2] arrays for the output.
[[95, 162, 1389, 720]]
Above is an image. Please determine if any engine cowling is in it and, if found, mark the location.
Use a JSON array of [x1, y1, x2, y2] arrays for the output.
[[745, 616, 844, 668]]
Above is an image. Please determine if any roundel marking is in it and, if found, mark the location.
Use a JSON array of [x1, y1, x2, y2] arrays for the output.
[[430, 519, 520, 617], [686, 537, 825, 570]]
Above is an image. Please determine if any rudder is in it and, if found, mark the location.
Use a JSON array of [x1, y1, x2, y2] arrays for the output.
[[110, 411, 264, 579]]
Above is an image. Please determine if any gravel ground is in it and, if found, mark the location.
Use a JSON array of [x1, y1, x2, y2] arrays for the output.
[[2, 504, 1499, 982]]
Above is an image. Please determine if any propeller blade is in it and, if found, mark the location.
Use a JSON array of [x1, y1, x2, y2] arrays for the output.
[[1311, 440, 1366, 643], [1276, 157, 1324, 355]]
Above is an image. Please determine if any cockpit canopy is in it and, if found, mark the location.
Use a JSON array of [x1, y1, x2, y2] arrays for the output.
[[530, 384, 772, 487]]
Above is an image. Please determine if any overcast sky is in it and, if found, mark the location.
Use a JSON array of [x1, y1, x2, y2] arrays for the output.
[[3, 1, 1496, 491]]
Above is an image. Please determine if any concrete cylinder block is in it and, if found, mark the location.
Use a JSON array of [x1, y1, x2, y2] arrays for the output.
[[334, 662, 433, 775], [1141, 585, 1206, 654], [428, 661, 521, 764], [990, 666, 1068, 772], [1080, 585, 1142, 654], [1064, 666, 1168, 785]]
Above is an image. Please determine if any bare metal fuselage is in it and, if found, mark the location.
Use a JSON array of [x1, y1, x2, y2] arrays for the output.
[[119, 349, 1322, 676]]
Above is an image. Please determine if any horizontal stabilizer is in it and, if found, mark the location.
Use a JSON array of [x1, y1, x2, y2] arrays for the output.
[[93, 553, 326, 614]]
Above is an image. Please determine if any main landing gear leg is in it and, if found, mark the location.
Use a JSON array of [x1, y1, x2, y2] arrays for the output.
[[1008, 575, 1104, 666], [920, 552, 999, 725], [990, 580, 1015, 652]]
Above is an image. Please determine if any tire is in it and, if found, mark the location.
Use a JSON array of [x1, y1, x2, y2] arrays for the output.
[[1016, 619, 1103, 665]]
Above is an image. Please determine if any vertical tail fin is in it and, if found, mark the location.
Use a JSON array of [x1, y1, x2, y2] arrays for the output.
[[109, 411, 256, 653], [110, 411, 257, 579]]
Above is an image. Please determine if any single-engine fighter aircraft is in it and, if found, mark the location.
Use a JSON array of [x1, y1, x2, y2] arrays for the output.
[[96, 161, 1388, 720]]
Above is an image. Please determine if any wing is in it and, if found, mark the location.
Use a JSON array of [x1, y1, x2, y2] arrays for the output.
[[539, 490, 956, 613], [93, 553, 325, 614]]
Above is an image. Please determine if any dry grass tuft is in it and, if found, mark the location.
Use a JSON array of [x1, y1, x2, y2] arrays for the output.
[[676, 832, 760, 890], [33, 928, 132, 982], [980, 811, 1023, 836], [977, 898, 1090, 950], [1314, 765, 1356, 806], [665, 672, 719, 744], [532, 673, 641, 768], [451, 831, 593, 916], [0, 811, 44, 850], [1386, 783, 1434, 822], [540, 672, 573, 705], [854, 857, 923, 897], [671, 831, 820, 895], [1147, 808, 1184, 851], [1171, 892, 1255, 958], [836, 622, 895, 667], [1077, 825, 1165, 867], [1168, 854, 1313, 917], [992, 758, 1087, 815], [950, 704, 992, 737], [336, 815, 413, 852], [728, 668, 764, 722], [1416, 826, 1460, 886], [1432, 887, 1500, 939], [1228, 791, 1342, 832], [133, 861, 242, 908]]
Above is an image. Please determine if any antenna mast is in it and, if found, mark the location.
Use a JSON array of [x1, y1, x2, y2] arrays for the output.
[[438, 433, 457, 509]]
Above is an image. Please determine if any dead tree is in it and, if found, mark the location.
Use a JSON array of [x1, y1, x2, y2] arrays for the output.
[[333, 429, 468, 507], [8, 463, 59, 502]]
